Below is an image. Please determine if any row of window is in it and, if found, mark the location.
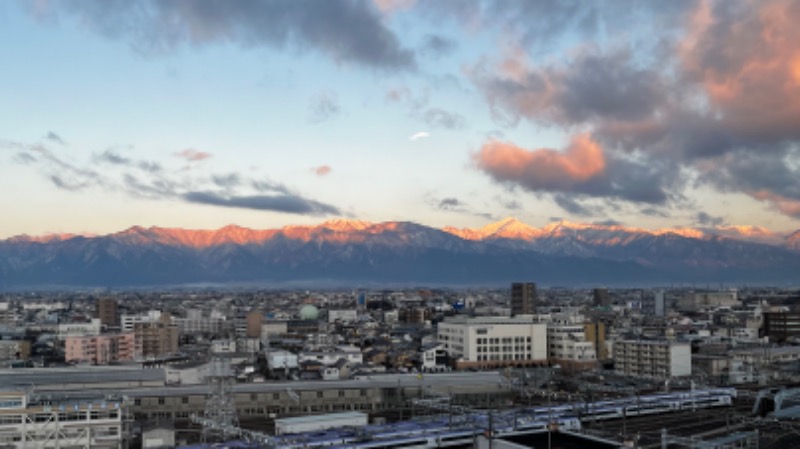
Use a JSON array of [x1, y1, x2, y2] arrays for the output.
[[476, 337, 531, 344]]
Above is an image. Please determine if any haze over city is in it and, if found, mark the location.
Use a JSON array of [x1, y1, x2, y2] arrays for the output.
[[3, 1, 800, 239]]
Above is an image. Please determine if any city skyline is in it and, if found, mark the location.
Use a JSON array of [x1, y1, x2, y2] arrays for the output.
[[3, 1, 800, 239]]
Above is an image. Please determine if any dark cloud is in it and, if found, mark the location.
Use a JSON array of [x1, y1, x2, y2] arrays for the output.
[[640, 207, 669, 218], [593, 219, 623, 227], [467, 0, 800, 219], [438, 197, 463, 210], [695, 211, 725, 227], [10, 139, 341, 217], [420, 34, 457, 58], [552, 194, 594, 216], [45, 131, 65, 145], [308, 92, 341, 124], [32, 0, 415, 71], [424, 108, 466, 129], [183, 191, 340, 216]]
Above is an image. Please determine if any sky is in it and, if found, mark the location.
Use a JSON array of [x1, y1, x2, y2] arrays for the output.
[[2, 0, 800, 238]]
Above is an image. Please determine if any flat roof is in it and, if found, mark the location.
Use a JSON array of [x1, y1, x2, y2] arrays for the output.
[[275, 411, 367, 425]]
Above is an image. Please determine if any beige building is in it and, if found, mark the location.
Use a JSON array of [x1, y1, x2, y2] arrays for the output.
[[547, 315, 596, 370], [614, 340, 691, 379], [65, 333, 138, 365], [0, 340, 31, 361], [134, 313, 178, 359], [246, 311, 263, 339], [438, 316, 547, 369]]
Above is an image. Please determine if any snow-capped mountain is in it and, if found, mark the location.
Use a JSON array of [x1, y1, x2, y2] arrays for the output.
[[1, 219, 799, 287]]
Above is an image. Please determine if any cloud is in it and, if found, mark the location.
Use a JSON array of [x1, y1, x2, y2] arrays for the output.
[[438, 197, 463, 210], [424, 108, 466, 129], [695, 211, 726, 227], [8, 139, 341, 217], [308, 92, 341, 124], [593, 219, 623, 227], [175, 149, 212, 162], [475, 133, 606, 194], [313, 165, 332, 177], [183, 191, 340, 216], [373, 0, 417, 13], [420, 34, 457, 58], [409, 131, 430, 141], [45, 131, 65, 145], [31, 0, 416, 71], [466, 0, 800, 220]]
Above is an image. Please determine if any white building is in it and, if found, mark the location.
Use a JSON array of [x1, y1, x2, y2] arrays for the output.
[[614, 340, 691, 379], [267, 350, 299, 371], [437, 316, 547, 369], [236, 338, 261, 354], [0, 390, 124, 448], [211, 339, 237, 353], [57, 318, 101, 339], [328, 310, 358, 323], [121, 310, 163, 332], [547, 315, 597, 368], [677, 291, 740, 311], [299, 346, 363, 366]]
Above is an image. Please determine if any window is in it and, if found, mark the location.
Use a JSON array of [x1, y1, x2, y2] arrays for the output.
[[273, 393, 280, 400], [182, 397, 189, 404], [339, 390, 345, 398], [158, 398, 165, 405], [250, 393, 258, 401], [134, 399, 141, 406], [317, 391, 324, 398]]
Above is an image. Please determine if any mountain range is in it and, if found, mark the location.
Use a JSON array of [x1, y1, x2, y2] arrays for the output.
[[1, 218, 799, 288]]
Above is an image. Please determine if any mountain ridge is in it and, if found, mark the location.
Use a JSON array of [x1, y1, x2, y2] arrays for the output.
[[2, 218, 799, 287]]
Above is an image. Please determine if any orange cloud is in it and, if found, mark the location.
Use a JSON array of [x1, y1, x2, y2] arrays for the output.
[[475, 133, 606, 192], [749, 190, 800, 218], [313, 165, 332, 177], [681, 0, 800, 136], [175, 149, 212, 162]]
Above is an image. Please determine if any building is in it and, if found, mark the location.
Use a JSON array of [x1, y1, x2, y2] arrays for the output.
[[0, 340, 31, 361], [57, 319, 101, 339], [593, 288, 611, 307], [121, 310, 162, 332], [654, 290, 665, 316], [583, 321, 608, 360], [299, 346, 363, 366], [677, 291, 739, 311], [763, 312, 800, 342], [328, 309, 358, 324], [96, 298, 119, 328], [245, 311, 263, 339], [134, 314, 178, 359], [0, 390, 125, 448], [438, 316, 547, 369], [511, 283, 537, 316], [547, 315, 597, 369], [65, 333, 138, 364], [614, 340, 691, 379], [210, 339, 237, 354]]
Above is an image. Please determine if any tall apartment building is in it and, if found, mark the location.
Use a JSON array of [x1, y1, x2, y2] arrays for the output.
[[511, 283, 537, 316], [134, 313, 178, 359], [96, 298, 119, 328], [593, 288, 611, 307], [614, 340, 691, 379], [65, 333, 138, 364], [583, 321, 609, 360], [438, 316, 547, 369]]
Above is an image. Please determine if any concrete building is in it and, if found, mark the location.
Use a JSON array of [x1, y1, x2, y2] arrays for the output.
[[246, 311, 263, 339], [0, 390, 124, 448], [677, 291, 740, 311], [655, 290, 665, 316], [438, 316, 547, 369], [547, 315, 596, 369], [267, 350, 299, 371], [328, 309, 358, 324], [134, 314, 178, 359], [593, 288, 611, 307], [299, 346, 363, 366], [57, 319, 101, 339], [511, 283, 537, 316], [763, 312, 800, 343], [96, 298, 119, 328], [65, 333, 138, 365], [211, 339, 237, 354], [0, 340, 31, 361], [614, 340, 691, 379], [121, 310, 162, 332], [583, 321, 609, 360]]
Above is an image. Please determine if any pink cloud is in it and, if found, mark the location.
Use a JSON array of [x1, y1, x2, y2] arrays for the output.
[[313, 165, 332, 177], [175, 149, 212, 162]]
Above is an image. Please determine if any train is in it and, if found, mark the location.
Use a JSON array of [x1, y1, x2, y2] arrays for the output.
[[265, 388, 737, 449]]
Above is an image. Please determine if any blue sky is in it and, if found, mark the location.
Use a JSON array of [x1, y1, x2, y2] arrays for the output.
[[1, 0, 799, 238]]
